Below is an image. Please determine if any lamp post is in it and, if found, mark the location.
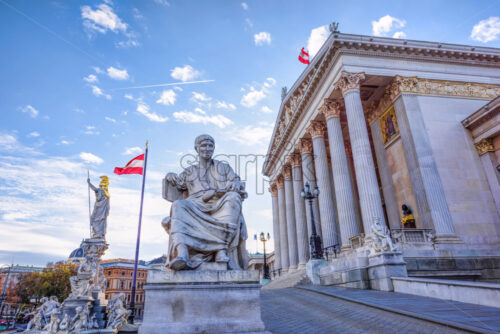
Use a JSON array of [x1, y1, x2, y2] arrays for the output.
[[301, 182, 323, 259], [259, 232, 271, 280]]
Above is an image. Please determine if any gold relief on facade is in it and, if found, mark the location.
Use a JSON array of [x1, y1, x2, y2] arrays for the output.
[[379, 106, 399, 144], [475, 138, 494, 156]]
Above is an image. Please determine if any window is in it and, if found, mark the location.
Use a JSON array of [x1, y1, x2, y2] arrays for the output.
[[121, 271, 125, 276], [108, 271, 111, 276], [120, 281, 124, 289]]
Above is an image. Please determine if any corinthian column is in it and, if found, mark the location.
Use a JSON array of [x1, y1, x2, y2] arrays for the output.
[[283, 164, 298, 270], [269, 183, 281, 271], [276, 175, 289, 271], [320, 99, 360, 248], [289, 153, 309, 267], [334, 71, 386, 235], [298, 138, 322, 240], [307, 121, 339, 249]]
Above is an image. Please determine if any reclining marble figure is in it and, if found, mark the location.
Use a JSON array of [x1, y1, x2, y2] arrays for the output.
[[162, 134, 249, 270]]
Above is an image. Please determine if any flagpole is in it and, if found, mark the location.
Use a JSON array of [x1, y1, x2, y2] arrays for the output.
[[129, 140, 148, 324], [87, 169, 92, 237]]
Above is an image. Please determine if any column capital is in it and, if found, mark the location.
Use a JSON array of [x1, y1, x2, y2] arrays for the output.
[[334, 71, 365, 95], [307, 120, 326, 138], [319, 98, 342, 119], [288, 152, 301, 167], [269, 183, 278, 196], [298, 138, 313, 154], [387, 75, 419, 101], [475, 138, 494, 155], [283, 164, 293, 180], [277, 174, 285, 189]]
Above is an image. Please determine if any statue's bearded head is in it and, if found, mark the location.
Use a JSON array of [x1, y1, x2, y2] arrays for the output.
[[194, 134, 215, 160]]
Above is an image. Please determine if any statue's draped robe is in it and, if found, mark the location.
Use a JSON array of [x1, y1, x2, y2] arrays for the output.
[[91, 188, 109, 239], [163, 160, 248, 269]]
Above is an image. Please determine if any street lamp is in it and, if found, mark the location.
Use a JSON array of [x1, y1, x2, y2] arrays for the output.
[[301, 182, 324, 259], [259, 232, 271, 280]]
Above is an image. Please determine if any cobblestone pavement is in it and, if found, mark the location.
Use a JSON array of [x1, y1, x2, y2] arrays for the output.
[[260, 288, 475, 334]]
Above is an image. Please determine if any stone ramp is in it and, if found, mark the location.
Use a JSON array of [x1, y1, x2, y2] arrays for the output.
[[262, 268, 309, 289], [299, 285, 500, 334]]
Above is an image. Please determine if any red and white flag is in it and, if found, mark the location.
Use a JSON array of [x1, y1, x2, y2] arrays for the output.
[[114, 154, 145, 175], [298, 47, 310, 64]]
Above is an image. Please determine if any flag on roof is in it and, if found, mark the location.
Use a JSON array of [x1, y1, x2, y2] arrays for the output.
[[298, 47, 310, 64], [114, 154, 145, 175]]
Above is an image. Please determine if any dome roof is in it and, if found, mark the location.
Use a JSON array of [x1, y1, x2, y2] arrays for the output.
[[69, 247, 84, 259]]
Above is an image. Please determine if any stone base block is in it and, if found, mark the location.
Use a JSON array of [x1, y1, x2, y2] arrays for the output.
[[368, 251, 408, 291], [139, 269, 269, 334], [306, 259, 327, 285]]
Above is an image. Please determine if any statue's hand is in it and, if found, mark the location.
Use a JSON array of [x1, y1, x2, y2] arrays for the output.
[[202, 189, 216, 202], [226, 180, 245, 192], [165, 172, 178, 184]]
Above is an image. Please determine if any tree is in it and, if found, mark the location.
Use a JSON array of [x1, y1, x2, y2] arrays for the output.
[[16, 262, 77, 304]]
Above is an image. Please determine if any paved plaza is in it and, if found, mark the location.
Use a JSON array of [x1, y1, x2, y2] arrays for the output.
[[261, 287, 500, 334]]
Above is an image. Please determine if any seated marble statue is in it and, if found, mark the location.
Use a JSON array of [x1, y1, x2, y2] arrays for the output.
[[162, 134, 249, 271]]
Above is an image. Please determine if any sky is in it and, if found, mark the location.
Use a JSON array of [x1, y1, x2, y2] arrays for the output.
[[1, 0, 500, 267]]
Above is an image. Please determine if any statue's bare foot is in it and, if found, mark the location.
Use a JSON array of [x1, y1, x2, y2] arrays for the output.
[[215, 250, 229, 263]]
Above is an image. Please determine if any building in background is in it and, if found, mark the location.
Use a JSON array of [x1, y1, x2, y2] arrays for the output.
[[100, 259, 152, 319]]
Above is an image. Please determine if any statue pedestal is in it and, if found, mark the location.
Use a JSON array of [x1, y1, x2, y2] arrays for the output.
[[139, 268, 271, 334], [367, 251, 408, 291]]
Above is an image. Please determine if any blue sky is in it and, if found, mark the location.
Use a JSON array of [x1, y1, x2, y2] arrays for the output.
[[1, 0, 500, 266]]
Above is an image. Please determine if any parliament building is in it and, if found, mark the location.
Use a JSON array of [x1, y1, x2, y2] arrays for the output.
[[263, 30, 500, 289]]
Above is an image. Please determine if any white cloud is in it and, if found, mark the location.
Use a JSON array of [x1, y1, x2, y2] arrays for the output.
[[83, 74, 98, 83], [191, 92, 212, 103], [215, 101, 236, 111], [27, 132, 40, 138], [156, 89, 177, 106], [136, 102, 169, 122], [91, 85, 112, 100], [171, 65, 200, 82], [81, 3, 127, 34], [79, 152, 103, 165], [245, 18, 253, 28], [173, 111, 233, 128], [241, 2, 248, 10], [240, 77, 276, 108], [174, 86, 183, 92], [20, 105, 39, 118], [123, 146, 143, 155], [227, 122, 274, 146], [261, 106, 273, 113], [107, 66, 129, 80], [124, 94, 134, 100], [372, 15, 406, 37], [393, 31, 407, 39], [59, 140, 73, 145], [254, 32, 271, 46], [83, 125, 100, 135], [154, 0, 170, 6], [471, 17, 500, 43], [194, 107, 206, 114], [105, 116, 116, 123], [307, 25, 329, 58], [93, 66, 104, 74]]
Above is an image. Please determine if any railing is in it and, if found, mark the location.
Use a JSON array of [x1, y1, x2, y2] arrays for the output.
[[323, 244, 340, 261], [391, 228, 435, 245]]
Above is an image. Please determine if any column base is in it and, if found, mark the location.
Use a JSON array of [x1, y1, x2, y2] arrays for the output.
[[367, 251, 408, 291]]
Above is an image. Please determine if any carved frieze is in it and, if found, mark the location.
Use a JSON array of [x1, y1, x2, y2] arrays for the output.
[[388, 75, 500, 101], [307, 120, 327, 138], [475, 138, 494, 155], [334, 71, 366, 95]]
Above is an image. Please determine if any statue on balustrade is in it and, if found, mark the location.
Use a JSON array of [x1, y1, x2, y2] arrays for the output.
[[162, 134, 249, 271]]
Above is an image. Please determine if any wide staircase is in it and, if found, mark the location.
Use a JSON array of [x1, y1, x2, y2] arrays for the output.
[[262, 268, 310, 289]]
